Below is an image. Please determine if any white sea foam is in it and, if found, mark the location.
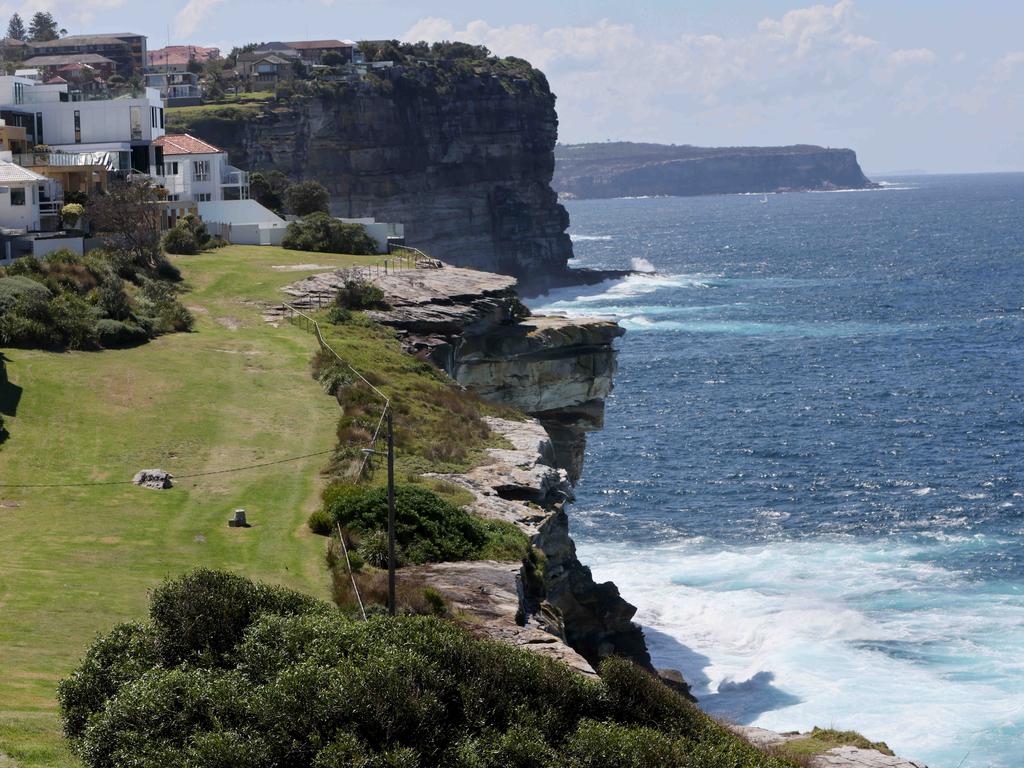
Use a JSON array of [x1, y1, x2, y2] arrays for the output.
[[630, 256, 656, 272], [570, 234, 614, 242], [576, 536, 1024, 768]]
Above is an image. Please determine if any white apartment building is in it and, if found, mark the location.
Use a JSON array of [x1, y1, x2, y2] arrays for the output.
[[153, 134, 249, 203], [0, 75, 165, 174]]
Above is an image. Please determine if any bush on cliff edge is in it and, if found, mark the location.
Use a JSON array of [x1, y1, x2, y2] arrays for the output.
[[282, 212, 379, 255], [59, 569, 793, 768]]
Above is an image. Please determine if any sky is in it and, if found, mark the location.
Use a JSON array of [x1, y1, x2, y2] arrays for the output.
[[4, 0, 1023, 173]]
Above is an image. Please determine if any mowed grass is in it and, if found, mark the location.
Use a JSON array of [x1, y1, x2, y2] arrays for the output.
[[0, 246, 376, 767]]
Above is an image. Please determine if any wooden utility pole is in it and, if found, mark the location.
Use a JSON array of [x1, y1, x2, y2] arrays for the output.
[[386, 407, 396, 616]]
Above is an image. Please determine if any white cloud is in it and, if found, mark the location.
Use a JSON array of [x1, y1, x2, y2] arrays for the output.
[[888, 48, 936, 66], [401, 0, 1020, 163], [994, 51, 1024, 80], [174, 0, 229, 39]]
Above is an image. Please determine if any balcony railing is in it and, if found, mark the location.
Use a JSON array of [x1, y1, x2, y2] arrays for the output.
[[15, 87, 152, 105], [14, 152, 110, 167], [39, 200, 64, 216]]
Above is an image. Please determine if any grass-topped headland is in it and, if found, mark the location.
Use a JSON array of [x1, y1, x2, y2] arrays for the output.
[[0, 246, 375, 765]]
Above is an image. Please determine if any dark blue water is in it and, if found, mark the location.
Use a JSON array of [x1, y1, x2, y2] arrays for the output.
[[532, 176, 1024, 768]]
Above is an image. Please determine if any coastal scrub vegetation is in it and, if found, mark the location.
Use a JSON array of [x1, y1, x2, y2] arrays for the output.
[[308, 318, 518, 477], [0, 248, 192, 350], [282, 212, 379, 255], [771, 728, 894, 760], [320, 482, 529, 564], [59, 569, 792, 768]]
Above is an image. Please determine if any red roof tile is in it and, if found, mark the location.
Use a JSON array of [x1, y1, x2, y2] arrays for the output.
[[155, 134, 224, 155]]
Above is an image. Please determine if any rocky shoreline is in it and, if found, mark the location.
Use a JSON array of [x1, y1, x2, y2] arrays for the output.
[[275, 261, 925, 768]]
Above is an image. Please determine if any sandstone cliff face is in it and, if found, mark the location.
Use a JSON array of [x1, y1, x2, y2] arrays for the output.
[[277, 263, 651, 672], [554, 141, 876, 198], [280, 263, 621, 481], [176, 67, 573, 278]]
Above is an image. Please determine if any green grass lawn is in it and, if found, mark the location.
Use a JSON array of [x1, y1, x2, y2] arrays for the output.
[[0, 246, 375, 767]]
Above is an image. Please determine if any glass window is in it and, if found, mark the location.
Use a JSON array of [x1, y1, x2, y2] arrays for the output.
[[10, 188, 25, 206], [159, 108, 165, 129], [130, 106, 142, 140], [195, 193, 211, 202], [35, 113, 43, 144], [193, 160, 210, 181], [74, 110, 81, 143]]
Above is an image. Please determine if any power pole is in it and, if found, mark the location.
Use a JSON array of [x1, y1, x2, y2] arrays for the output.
[[386, 406, 396, 616]]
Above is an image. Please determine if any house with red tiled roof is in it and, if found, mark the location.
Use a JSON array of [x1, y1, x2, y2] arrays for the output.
[[146, 45, 220, 73], [154, 133, 249, 204]]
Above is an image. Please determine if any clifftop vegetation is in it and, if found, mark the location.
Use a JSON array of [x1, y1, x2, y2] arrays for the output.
[[59, 568, 792, 768]]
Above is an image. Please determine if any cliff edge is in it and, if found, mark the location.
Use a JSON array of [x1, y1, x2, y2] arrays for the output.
[[170, 50, 573, 279], [554, 141, 876, 198]]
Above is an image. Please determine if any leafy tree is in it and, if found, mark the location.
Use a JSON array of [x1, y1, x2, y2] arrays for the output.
[[87, 178, 164, 272], [283, 179, 330, 216], [282, 213, 378, 255], [249, 170, 289, 212], [6, 13, 26, 41], [27, 11, 59, 42], [320, 50, 344, 67]]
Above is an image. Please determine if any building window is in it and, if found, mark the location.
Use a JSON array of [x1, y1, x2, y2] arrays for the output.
[[130, 106, 142, 140], [195, 193, 212, 202], [166, 161, 179, 175], [10, 188, 25, 206], [159, 108, 165, 129], [14, 82, 23, 104], [151, 106, 158, 128], [35, 113, 43, 144], [74, 110, 81, 143], [192, 160, 210, 182], [167, 194, 179, 201]]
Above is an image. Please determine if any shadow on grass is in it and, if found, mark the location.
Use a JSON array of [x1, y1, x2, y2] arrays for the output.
[[1, 352, 22, 443]]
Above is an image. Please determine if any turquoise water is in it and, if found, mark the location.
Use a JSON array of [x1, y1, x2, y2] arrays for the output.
[[533, 176, 1024, 767]]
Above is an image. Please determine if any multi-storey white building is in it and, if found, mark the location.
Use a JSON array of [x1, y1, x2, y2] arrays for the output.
[[0, 75, 165, 174], [153, 134, 249, 203]]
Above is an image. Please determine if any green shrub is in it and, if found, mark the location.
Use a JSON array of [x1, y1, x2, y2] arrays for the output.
[[284, 179, 330, 216], [48, 292, 98, 349], [307, 508, 333, 536], [59, 570, 789, 768], [422, 587, 446, 616], [136, 279, 194, 334], [325, 305, 352, 324], [562, 720, 690, 768], [0, 274, 51, 313], [324, 483, 489, 564], [147, 568, 323, 666], [61, 202, 85, 228], [334, 278, 388, 310], [96, 318, 148, 347], [161, 224, 199, 255], [282, 213, 379, 255]]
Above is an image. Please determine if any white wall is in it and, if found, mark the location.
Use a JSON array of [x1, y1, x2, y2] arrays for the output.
[[32, 90, 164, 147], [33, 235, 84, 257], [0, 182, 40, 230]]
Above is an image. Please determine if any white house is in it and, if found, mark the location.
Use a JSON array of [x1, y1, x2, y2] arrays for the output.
[[0, 75, 165, 174], [0, 156, 62, 232], [154, 134, 248, 203]]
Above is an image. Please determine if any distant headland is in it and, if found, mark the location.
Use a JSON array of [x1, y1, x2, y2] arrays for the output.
[[553, 142, 877, 199]]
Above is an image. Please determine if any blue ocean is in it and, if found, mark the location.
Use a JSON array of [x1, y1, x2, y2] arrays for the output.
[[532, 175, 1024, 768]]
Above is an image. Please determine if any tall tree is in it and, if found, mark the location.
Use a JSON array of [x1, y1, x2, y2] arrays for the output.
[[6, 13, 26, 41], [27, 11, 59, 42]]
